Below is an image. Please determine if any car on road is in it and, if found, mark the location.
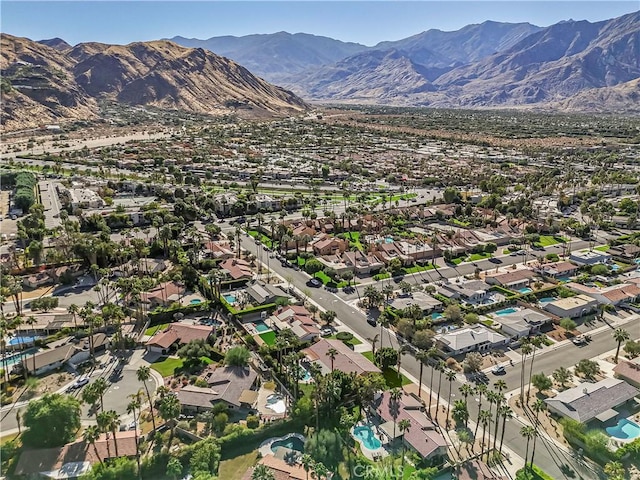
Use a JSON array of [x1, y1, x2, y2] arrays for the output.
[[491, 365, 506, 375], [572, 335, 589, 346], [68, 377, 90, 391], [366, 317, 377, 326], [320, 327, 333, 337], [308, 278, 322, 288]]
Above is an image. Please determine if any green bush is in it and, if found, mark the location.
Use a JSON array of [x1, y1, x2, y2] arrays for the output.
[[335, 331, 354, 342], [246, 414, 260, 429]]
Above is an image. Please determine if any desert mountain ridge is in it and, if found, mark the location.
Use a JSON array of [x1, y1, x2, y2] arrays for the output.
[[1, 34, 308, 131]]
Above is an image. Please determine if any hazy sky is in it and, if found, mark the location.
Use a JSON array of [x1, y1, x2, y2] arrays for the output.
[[2, 1, 637, 46]]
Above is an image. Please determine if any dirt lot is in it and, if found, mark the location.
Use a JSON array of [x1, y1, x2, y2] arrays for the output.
[[12, 371, 73, 402]]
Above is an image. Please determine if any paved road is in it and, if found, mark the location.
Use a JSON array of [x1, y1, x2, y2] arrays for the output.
[[238, 234, 630, 480]]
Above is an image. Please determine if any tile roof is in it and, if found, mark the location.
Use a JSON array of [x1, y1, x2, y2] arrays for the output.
[[19, 344, 75, 373], [435, 325, 507, 352], [545, 378, 639, 423], [303, 339, 380, 376], [220, 258, 254, 280], [146, 323, 212, 348], [613, 360, 640, 385], [14, 431, 138, 476]]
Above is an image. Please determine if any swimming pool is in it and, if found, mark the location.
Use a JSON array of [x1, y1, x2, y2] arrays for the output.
[[254, 321, 270, 333], [606, 418, 640, 441], [299, 366, 312, 382], [495, 308, 518, 316], [352, 425, 382, 450], [385, 237, 394, 244], [2, 348, 38, 367], [223, 294, 237, 304], [538, 297, 556, 304], [8, 335, 40, 346], [518, 287, 533, 294], [431, 312, 443, 320]]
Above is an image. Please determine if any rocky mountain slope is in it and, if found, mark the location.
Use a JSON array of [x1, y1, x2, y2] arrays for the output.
[[170, 32, 368, 83], [1, 34, 307, 131], [285, 12, 639, 111], [553, 78, 640, 113]]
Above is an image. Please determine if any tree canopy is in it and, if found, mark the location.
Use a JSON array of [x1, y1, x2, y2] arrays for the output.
[[23, 393, 81, 447]]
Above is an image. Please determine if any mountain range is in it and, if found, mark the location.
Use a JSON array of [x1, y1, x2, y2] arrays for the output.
[[170, 12, 640, 111], [0, 34, 307, 131]]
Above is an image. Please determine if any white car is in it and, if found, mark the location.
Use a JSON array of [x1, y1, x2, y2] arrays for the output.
[[491, 365, 506, 375]]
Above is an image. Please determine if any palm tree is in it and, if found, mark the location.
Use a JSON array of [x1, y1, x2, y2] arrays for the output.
[[415, 349, 429, 400], [398, 418, 411, 468], [136, 366, 156, 430], [520, 426, 536, 471], [473, 384, 488, 441], [127, 393, 142, 476], [67, 303, 79, 332], [498, 406, 513, 459], [526, 336, 544, 401], [478, 409, 492, 458], [159, 393, 181, 445], [252, 464, 275, 480], [520, 340, 533, 403], [300, 454, 314, 480], [389, 388, 403, 443], [83, 425, 103, 465], [97, 410, 121, 457], [426, 348, 438, 417], [529, 400, 546, 470], [445, 369, 457, 426], [326, 347, 338, 372], [367, 334, 380, 357], [603, 461, 625, 480], [492, 382, 507, 452], [435, 360, 446, 422], [93, 377, 108, 413], [613, 328, 630, 363], [452, 399, 469, 430]]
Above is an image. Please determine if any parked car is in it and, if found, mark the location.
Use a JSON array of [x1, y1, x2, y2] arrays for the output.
[[308, 278, 322, 288], [320, 327, 333, 337], [572, 335, 588, 346], [491, 365, 506, 375]]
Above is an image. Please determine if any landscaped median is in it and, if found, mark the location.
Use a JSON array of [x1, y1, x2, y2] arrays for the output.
[[515, 465, 554, 480]]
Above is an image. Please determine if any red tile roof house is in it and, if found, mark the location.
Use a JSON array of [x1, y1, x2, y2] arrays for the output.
[[202, 241, 235, 261], [372, 242, 411, 266], [219, 258, 254, 281], [302, 339, 380, 376], [369, 390, 448, 461], [140, 281, 186, 308], [146, 323, 213, 355], [614, 358, 640, 389], [268, 305, 320, 342], [14, 430, 138, 478], [311, 235, 348, 256], [176, 365, 259, 412], [485, 268, 536, 290]]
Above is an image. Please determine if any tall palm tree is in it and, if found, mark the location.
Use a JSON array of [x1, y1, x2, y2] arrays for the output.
[[478, 409, 492, 458], [136, 366, 156, 430], [473, 384, 488, 441], [326, 348, 338, 372], [367, 334, 380, 357], [67, 303, 79, 332], [83, 425, 103, 464], [498, 406, 513, 459], [93, 378, 108, 413], [526, 336, 543, 401], [445, 369, 457, 426], [97, 410, 121, 457], [435, 360, 446, 422], [389, 388, 403, 443], [159, 394, 181, 446], [613, 328, 630, 363], [300, 454, 314, 480], [530, 399, 546, 470], [520, 340, 533, 403], [127, 392, 142, 477], [520, 426, 536, 471], [492, 382, 507, 453], [398, 418, 411, 468], [415, 349, 429, 400], [452, 399, 469, 430]]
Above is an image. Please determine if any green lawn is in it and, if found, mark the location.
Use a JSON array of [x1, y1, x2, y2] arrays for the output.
[[382, 367, 412, 388], [259, 331, 276, 346], [314, 271, 332, 284], [536, 235, 567, 247], [467, 252, 492, 262], [247, 230, 273, 248], [451, 257, 464, 265], [362, 351, 375, 362], [151, 357, 184, 377], [145, 323, 168, 336], [328, 334, 362, 347], [218, 450, 259, 480], [403, 264, 437, 274], [594, 245, 611, 252], [344, 231, 364, 251]]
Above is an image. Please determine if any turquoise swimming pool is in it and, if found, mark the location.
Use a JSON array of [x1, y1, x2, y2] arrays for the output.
[[254, 321, 270, 333], [496, 307, 518, 315], [223, 294, 237, 304], [538, 297, 556, 304], [518, 287, 533, 294], [353, 425, 382, 450], [606, 418, 640, 441]]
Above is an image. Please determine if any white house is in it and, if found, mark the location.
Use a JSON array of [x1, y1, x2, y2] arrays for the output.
[[543, 294, 598, 319], [434, 325, 508, 356]]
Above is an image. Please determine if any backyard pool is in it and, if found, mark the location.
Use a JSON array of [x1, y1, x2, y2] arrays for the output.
[[223, 294, 237, 304], [7, 335, 40, 346], [538, 297, 556, 304], [431, 312, 443, 320], [518, 288, 533, 294], [271, 435, 305, 454], [495, 308, 519, 316], [352, 425, 382, 450], [2, 348, 38, 367], [385, 237, 394, 244], [190, 299, 202, 305], [254, 321, 270, 333], [299, 366, 312, 382], [606, 418, 640, 441]]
